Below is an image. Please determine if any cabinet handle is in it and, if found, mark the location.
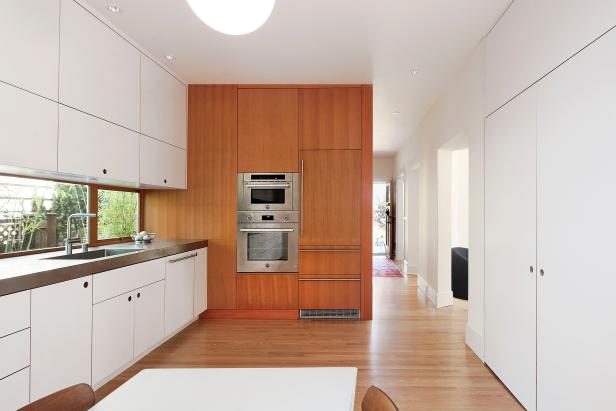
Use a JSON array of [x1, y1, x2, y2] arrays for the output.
[[530, 266, 534, 273], [102, 169, 107, 175], [300, 159, 304, 235], [137, 292, 141, 298], [83, 281, 89, 288], [540, 269, 545, 277], [168, 253, 198, 264], [164, 179, 167, 184], [128, 295, 132, 302]]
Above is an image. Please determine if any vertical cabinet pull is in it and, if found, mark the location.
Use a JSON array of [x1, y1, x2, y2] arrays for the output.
[[530, 266, 534, 273], [300, 159, 304, 235]]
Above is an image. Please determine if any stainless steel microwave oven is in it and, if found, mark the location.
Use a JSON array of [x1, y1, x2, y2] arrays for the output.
[[237, 173, 299, 212]]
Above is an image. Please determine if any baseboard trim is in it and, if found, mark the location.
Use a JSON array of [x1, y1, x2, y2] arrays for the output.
[[465, 323, 484, 361], [200, 309, 299, 320], [436, 290, 453, 308]]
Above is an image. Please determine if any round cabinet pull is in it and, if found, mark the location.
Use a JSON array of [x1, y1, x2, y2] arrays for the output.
[[540, 269, 545, 277], [265, 263, 270, 268], [530, 266, 534, 273], [164, 179, 167, 184], [102, 169, 107, 175], [137, 292, 141, 298], [128, 296, 132, 302], [83, 281, 89, 288]]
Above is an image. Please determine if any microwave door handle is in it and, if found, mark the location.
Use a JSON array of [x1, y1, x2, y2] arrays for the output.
[[245, 183, 291, 188], [239, 228, 295, 233]]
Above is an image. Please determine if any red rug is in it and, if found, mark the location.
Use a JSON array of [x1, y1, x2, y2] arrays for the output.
[[373, 256, 403, 277]]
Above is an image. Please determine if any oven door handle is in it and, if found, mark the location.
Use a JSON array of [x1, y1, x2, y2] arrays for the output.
[[245, 183, 291, 188], [239, 228, 295, 233]]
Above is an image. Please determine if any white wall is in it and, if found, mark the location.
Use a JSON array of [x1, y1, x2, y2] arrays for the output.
[[451, 149, 469, 248], [394, 42, 486, 359], [373, 156, 394, 182]]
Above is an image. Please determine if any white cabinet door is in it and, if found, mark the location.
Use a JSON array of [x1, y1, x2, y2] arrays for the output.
[[0, 367, 30, 411], [165, 252, 196, 336], [31, 276, 92, 401], [0, 290, 30, 338], [0, 82, 57, 173], [0, 0, 59, 100], [58, 105, 139, 184], [140, 135, 187, 189], [193, 248, 207, 316], [537, 27, 616, 411], [92, 292, 135, 386], [134, 281, 165, 357], [486, 0, 616, 115], [59, 0, 140, 131], [485, 89, 537, 411], [141, 55, 187, 149]]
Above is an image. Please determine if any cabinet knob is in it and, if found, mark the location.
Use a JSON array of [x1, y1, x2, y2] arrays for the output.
[[540, 269, 545, 277], [137, 292, 141, 298], [128, 296, 132, 302], [164, 179, 167, 184], [530, 266, 534, 273], [83, 281, 89, 288], [103, 169, 107, 175]]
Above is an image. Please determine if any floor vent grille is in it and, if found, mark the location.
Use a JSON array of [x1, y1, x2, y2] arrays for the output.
[[299, 309, 360, 320]]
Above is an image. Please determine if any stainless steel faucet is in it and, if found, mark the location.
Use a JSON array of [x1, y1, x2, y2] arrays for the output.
[[65, 213, 97, 255]]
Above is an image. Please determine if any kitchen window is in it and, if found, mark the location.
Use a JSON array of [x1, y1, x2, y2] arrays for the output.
[[89, 186, 142, 245], [0, 175, 89, 256]]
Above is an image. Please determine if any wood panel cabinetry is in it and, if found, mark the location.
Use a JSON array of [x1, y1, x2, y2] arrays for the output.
[[299, 250, 360, 278], [237, 274, 298, 310], [238, 88, 299, 172], [300, 150, 361, 246], [299, 87, 362, 149], [299, 280, 361, 309]]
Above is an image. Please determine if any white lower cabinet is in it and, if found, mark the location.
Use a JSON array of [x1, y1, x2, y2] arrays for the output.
[[30, 276, 93, 402], [92, 292, 135, 386], [165, 252, 196, 336], [193, 248, 208, 316], [0, 367, 30, 411], [134, 281, 165, 357]]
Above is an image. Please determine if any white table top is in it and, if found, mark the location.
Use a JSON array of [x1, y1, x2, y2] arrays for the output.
[[91, 367, 358, 411]]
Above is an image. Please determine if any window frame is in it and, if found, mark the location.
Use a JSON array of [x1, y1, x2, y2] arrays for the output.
[[0, 173, 144, 258], [89, 184, 145, 247]]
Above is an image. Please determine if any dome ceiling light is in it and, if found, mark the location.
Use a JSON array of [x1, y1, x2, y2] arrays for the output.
[[186, 0, 276, 36]]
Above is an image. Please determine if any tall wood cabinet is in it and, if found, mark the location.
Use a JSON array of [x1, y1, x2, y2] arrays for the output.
[[485, 26, 616, 411]]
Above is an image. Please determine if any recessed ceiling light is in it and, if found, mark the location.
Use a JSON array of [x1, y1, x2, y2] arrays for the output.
[[392, 111, 401, 115], [107, 4, 120, 13], [165, 55, 175, 61], [186, 0, 276, 36], [410, 68, 421, 76]]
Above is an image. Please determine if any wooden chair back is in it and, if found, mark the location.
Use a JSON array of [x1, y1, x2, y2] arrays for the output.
[[19, 383, 96, 411], [362, 385, 399, 411]]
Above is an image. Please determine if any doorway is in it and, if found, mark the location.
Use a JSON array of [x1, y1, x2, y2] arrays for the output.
[[372, 182, 390, 255]]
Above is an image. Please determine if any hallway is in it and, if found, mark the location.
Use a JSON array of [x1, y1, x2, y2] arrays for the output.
[[97, 277, 522, 410]]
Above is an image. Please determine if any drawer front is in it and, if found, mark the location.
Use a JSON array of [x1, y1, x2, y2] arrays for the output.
[[237, 274, 298, 310], [0, 329, 30, 378], [94, 258, 165, 303], [299, 280, 361, 310], [0, 367, 30, 411], [299, 250, 360, 278], [0, 290, 30, 337]]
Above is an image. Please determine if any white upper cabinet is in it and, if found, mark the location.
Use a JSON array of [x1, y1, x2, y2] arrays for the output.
[[486, 0, 616, 115], [58, 105, 139, 184], [0, 82, 58, 173], [59, 0, 140, 131], [140, 135, 187, 189], [141, 55, 187, 149], [0, 0, 59, 100]]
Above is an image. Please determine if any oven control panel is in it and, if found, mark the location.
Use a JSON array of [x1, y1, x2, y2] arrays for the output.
[[238, 211, 299, 223]]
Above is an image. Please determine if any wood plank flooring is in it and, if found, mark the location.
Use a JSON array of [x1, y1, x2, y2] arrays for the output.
[[96, 276, 522, 410]]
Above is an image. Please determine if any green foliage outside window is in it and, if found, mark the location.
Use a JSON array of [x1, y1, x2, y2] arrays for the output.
[[97, 190, 139, 240]]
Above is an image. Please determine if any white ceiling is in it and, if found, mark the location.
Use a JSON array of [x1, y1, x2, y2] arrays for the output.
[[85, 0, 509, 155]]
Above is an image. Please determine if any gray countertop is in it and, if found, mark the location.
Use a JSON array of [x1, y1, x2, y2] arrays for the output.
[[0, 239, 207, 297]]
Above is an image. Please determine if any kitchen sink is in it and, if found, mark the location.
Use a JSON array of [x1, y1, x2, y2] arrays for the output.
[[45, 248, 139, 260]]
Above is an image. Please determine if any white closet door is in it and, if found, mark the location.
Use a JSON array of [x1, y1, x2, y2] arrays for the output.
[[485, 88, 537, 411], [537, 27, 616, 411]]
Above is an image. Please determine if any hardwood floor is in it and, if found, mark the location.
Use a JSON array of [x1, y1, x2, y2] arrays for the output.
[[96, 276, 522, 410]]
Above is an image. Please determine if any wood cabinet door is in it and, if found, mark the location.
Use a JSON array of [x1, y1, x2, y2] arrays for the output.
[[300, 150, 361, 246], [30, 276, 93, 401], [238, 88, 299, 172], [237, 274, 298, 310], [134, 281, 165, 358], [299, 88, 362, 149], [299, 280, 360, 309], [92, 292, 135, 386]]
